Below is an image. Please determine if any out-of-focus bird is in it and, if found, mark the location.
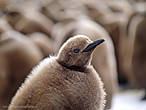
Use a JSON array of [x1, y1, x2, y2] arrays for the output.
[[0, 30, 43, 109]]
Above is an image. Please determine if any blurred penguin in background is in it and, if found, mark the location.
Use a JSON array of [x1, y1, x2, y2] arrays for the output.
[[0, 30, 43, 109], [29, 32, 55, 58], [127, 12, 146, 99], [40, 0, 86, 23]]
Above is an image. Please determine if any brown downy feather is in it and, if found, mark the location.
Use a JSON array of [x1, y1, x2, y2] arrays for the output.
[[8, 35, 105, 110]]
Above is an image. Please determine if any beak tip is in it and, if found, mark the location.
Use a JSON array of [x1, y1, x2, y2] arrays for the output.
[[100, 39, 105, 43], [82, 38, 105, 52]]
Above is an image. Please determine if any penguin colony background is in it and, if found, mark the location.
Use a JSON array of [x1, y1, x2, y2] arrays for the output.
[[0, 0, 146, 110]]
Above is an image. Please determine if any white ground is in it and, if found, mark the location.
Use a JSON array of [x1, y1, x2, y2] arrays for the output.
[[111, 90, 146, 110]]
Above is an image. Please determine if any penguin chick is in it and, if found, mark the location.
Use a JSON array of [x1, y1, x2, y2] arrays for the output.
[[8, 35, 105, 110]]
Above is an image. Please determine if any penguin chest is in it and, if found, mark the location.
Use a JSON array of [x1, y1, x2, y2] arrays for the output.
[[49, 69, 103, 110]]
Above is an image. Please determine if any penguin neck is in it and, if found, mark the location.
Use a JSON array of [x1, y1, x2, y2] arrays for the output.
[[57, 61, 85, 72]]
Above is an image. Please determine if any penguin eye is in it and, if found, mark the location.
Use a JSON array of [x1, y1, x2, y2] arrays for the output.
[[73, 48, 80, 53]]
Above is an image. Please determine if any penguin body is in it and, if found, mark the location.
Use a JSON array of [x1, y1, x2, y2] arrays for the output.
[[9, 35, 105, 110], [132, 15, 146, 89], [126, 13, 146, 94], [0, 30, 43, 108], [118, 13, 146, 90]]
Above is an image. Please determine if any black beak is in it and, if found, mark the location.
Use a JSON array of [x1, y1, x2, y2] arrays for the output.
[[82, 39, 105, 52]]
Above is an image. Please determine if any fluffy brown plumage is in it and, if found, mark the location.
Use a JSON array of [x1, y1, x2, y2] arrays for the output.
[[8, 35, 105, 110]]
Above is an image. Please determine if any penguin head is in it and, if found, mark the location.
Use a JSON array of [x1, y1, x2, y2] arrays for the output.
[[57, 35, 104, 69]]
